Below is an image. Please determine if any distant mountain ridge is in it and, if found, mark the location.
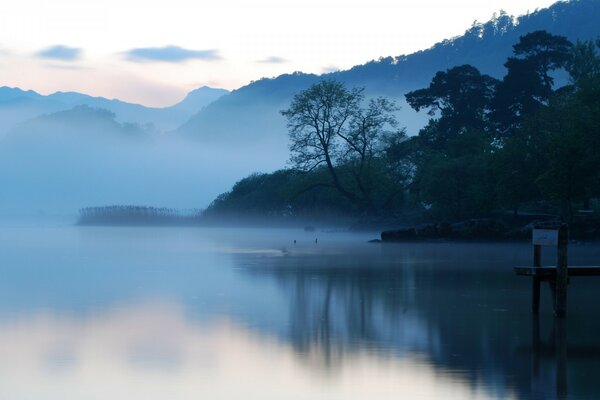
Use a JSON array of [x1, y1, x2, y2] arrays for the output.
[[176, 0, 600, 143], [0, 85, 228, 134]]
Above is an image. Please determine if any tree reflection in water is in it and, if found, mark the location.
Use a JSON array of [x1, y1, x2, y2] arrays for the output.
[[238, 243, 600, 400]]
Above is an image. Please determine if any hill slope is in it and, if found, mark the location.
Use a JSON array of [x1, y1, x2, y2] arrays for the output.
[[177, 0, 600, 144]]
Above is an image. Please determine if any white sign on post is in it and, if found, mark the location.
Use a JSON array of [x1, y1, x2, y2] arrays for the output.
[[532, 229, 559, 246]]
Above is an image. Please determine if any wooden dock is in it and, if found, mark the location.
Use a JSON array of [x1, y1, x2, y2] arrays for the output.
[[515, 266, 600, 278], [514, 223, 600, 318]]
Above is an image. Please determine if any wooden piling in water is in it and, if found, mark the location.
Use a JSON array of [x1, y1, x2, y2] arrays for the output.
[[516, 224, 600, 317], [515, 222, 580, 318], [555, 224, 569, 318]]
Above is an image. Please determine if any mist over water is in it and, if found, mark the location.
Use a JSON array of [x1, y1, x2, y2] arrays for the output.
[[1, 224, 599, 399], [0, 114, 287, 217]]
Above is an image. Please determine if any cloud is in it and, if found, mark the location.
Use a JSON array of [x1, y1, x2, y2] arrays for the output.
[[124, 46, 221, 63], [45, 64, 91, 71], [257, 56, 287, 64], [36, 45, 82, 61]]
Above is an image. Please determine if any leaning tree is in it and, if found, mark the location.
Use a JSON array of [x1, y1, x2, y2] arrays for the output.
[[281, 79, 408, 214]]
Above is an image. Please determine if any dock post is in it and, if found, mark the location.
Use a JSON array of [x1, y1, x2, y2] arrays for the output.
[[532, 244, 541, 314], [555, 224, 569, 318]]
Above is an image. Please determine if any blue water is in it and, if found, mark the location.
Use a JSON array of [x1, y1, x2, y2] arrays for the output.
[[0, 223, 599, 399]]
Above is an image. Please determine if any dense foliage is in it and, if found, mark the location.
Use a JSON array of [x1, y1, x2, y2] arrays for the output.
[[206, 31, 600, 225]]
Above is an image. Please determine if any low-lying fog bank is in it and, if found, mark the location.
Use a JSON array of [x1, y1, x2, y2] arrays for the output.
[[0, 106, 287, 218]]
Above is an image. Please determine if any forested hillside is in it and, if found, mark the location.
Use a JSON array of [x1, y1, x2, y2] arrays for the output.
[[178, 0, 600, 144], [204, 30, 600, 235]]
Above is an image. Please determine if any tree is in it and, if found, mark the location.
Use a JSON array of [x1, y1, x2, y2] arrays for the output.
[[567, 39, 600, 86], [535, 73, 600, 218], [281, 79, 406, 214], [497, 39, 600, 219], [404, 65, 497, 219], [491, 124, 546, 216], [406, 65, 497, 131], [413, 128, 495, 219], [491, 30, 573, 135], [405, 65, 497, 149]]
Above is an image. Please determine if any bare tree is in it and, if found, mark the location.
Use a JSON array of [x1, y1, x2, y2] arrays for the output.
[[281, 79, 404, 214]]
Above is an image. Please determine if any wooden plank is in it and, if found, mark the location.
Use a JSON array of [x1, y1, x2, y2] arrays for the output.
[[532, 229, 559, 246], [515, 266, 600, 277]]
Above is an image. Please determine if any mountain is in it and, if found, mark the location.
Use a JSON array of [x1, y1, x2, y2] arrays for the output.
[[0, 85, 228, 135], [176, 0, 600, 143], [167, 86, 230, 117], [4, 105, 150, 144], [0, 103, 282, 216], [177, 72, 322, 149]]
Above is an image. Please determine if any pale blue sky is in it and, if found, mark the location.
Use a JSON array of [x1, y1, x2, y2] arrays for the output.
[[0, 0, 557, 106]]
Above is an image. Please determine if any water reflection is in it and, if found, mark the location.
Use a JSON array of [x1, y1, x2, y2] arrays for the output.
[[238, 243, 600, 400], [529, 317, 568, 400], [1, 226, 600, 399], [0, 302, 507, 400]]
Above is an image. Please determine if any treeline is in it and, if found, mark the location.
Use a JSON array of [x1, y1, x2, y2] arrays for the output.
[[206, 30, 600, 227], [201, 169, 366, 225], [78, 206, 200, 226], [404, 31, 600, 221]]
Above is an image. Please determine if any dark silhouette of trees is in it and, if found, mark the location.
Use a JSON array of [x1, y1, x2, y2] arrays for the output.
[[491, 37, 599, 219], [491, 31, 573, 135], [567, 39, 600, 85], [404, 65, 497, 218], [281, 79, 409, 214], [534, 39, 600, 217], [405, 65, 497, 148], [206, 31, 600, 226]]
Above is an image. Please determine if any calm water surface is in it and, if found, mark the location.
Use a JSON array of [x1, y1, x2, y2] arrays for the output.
[[0, 223, 599, 399]]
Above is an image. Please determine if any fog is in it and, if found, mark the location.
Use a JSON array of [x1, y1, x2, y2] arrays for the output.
[[0, 106, 288, 218], [0, 91, 428, 220]]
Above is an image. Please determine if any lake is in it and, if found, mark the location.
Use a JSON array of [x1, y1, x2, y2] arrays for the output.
[[0, 223, 599, 399]]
